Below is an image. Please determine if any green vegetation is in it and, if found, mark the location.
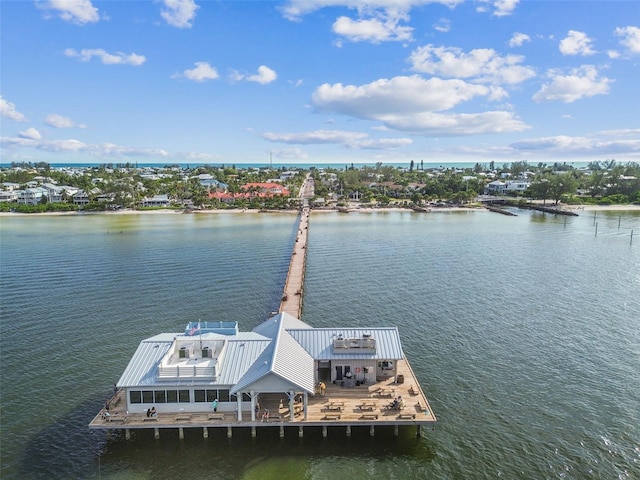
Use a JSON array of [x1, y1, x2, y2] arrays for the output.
[[1, 160, 639, 212]]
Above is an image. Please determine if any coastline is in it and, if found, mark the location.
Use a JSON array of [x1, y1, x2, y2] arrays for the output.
[[1, 204, 639, 217]]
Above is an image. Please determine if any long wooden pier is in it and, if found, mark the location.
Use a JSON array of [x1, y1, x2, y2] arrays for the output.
[[279, 207, 310, 318]]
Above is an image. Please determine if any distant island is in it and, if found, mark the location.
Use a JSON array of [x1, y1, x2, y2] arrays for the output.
[[1, 160, 638, 214]]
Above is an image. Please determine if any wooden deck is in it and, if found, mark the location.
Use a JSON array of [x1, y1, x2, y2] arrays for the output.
[[89, 357, 436, 435], [278, 207, 310, 318]]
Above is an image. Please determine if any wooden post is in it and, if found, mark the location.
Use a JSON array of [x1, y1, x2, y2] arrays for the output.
[[595, 222, 598, 236], [416, 425, 422, 438], [251, 426, 256, 438], [227, 426, 233, 438], [618, 216, 621, 229], [298, 425, 304, 438], [125, 428, 131, 440], [322, 426, 327, 438], [179, 427, 184, 440], [631, 230, 634, 245], [393, 425, 399, 437], [280, 425, 285, 438], [369, 425, 375, 437], [203, 427, 208, 439], [154, 428, 159, 440], [346, 425, 351, 437]]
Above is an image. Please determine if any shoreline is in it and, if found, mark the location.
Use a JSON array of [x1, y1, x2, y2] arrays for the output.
[[1, 203, 639, 217]]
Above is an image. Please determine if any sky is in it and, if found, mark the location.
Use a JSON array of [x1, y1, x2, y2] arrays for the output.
[[1, 0, 639, 166]]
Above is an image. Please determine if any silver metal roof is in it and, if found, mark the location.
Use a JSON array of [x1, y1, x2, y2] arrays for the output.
[[287, 327, 404, 360]]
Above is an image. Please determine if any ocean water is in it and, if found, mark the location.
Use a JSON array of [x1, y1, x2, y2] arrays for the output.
[[1, 209, 638, 479]]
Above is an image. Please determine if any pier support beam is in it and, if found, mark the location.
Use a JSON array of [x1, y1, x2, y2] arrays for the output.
[[393, 425, 399, 437], [322, 426, 327, 438], [346, 425, 351, 437], [280, 425, 285, 438], [227, 427, 233, 438], [125, 428, 131, 440], [369, 426, 375, 437], [298, 426, 304, 438], [416, 425, 422, 438], [203, 427, 208, 439], [179, 427, 184, 440], [251, 426, 256, 438], [154, 428, 160, 440]]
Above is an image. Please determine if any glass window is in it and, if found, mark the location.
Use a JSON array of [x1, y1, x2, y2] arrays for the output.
[[155, 390, 166, 403], [130, 391, 142, 404], [179, 390, 190, 403], [218, 389, 230, 402], [242, 393, 251, 402], [167, 390, 178, 403], [194, 390, 206, 402], [205, 390, 216, 402], [142, 391, 154, 403]]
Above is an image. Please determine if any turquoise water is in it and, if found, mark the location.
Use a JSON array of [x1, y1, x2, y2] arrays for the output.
[[1, 210, 639, 479]]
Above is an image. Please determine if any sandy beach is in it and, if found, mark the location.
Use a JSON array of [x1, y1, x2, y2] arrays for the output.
[[1, 203, 639, 217]]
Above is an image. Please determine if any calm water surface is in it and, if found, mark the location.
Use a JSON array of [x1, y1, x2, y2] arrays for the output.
[[1, 209, 639, 479]]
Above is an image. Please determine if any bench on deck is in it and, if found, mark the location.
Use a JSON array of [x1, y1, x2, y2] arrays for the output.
[[324, 414, 341, 420], [325, 405, 342, 412], [267, 414, 283, 422], [360, 413, 379, 420], [208, 413, 225, 420], [175, 414, 192, 422], [143, 416, 158, 422], [398, 413, 416, 419], [106, 416, 126, 424], [408, 385, 418, 395], [359, 404, 376, 411], [415, 402, 425, 412]]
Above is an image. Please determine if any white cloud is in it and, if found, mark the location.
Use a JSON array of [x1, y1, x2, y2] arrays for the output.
[[175, 62, 219, 82], [615, 26, 640, 55], [230, 66, 278, 84], [511, 133, 640, 156], [433, 18, 451, 33], [247, 66, 278, 84], [533, 65, 612, 103], [559, 30, 596, 56], [509, 32, 530, 47], [311, 75, 528, 135], [41, 0, 100, 25], [0, 135, 171, 157], [45, 114, 86, 128], [332, 13, 413, 43], [271, 147, 309, 160], [0, 97, 28, 122], [262, 129, 412, 150], [160, 0, 199, 28], [19, 128, 42, 140], [607, 50, 621, 59], [476, 0, 519, 17], [409, 45, 535, 85], [64, 48, 146, 65]]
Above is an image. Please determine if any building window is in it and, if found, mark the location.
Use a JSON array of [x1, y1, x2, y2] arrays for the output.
[[130, 391, 142, 404], [167, 390, 178, 403], [155, 390, 166, 403], [194, 390, 206, 402], [179, 390, 190, 403], [142, 391, 154, 403]]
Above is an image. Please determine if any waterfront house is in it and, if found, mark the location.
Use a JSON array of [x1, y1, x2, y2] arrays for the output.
[[116, 312, 404, 421]]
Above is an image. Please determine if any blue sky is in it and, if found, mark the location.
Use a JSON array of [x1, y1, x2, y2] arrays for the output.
[[1, 0, 639, 165]]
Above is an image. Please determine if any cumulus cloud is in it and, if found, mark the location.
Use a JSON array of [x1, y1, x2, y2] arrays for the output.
[[230, 66, 278, 84], [332, 13, 413, 43], [247, 66, 278, 84], [64, 48, 146, 65], [559, 30, 596, 56], [0, 135, 170, 157], [19, 128, 42, 140], [511, 133, 640, 156], [433, 18, 451, 33], [262, 129, 412, 149], [40, 0, 100, 25], [615, 26, 640, 55], [45, 113, 86, 128], [509, 32, 530, 47], [270, 147, 309, 160], [175, 62, 219, 82], [311, 75, 528, 135], [533, 65, 612, 103], [476, 0, 519, 17], [408, 45, 535, 85], [160, 0, 199, 28], [0, 97, 28, 122]]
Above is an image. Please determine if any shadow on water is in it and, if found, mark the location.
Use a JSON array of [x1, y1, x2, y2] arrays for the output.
[[17, 391, 436, 480]]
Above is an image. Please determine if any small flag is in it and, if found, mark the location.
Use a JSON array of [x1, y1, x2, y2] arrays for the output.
[[189, 322, 201, 336]]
